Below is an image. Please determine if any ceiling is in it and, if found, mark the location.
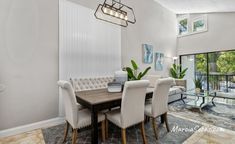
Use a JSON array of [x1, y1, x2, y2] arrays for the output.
[[154, 0, 235, 14]]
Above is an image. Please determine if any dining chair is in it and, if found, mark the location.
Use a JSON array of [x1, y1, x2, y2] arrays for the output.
[[57, 80, 106, 144], [105, 80, 150, 144], [144, 78, 174, 140]]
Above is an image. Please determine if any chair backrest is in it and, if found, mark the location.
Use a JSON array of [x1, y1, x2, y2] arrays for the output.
[[145, 75, 162, 88], [120, 80, 149, 128], [57, 81, 78, 128], [151, 78, 174, 117]]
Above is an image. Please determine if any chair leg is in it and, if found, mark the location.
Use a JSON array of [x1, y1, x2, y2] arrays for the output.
[[140, 121, 147, 144], [105, 119, 109, 139], [121, 128, 127, 144], [63, 121, 69, 143], [151, 117, 158, 140], [101, 120, 106, 142], [163, 113, 170, 132], [72, 128, 78, 144]]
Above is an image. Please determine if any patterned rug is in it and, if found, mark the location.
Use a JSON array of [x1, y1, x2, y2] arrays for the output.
[[42, 115, 201, 144], [42, 99, 235, 144], [169, 98, 235, 131]]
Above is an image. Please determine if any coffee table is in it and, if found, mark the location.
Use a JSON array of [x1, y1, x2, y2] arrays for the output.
[[181, 90, 216, 112]]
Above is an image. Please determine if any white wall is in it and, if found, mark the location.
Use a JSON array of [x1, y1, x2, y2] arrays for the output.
[[0, 0, 58, 130], [121, 0, 177, 77], [177, 13, 235, 55], [0, 0, 178, 131]]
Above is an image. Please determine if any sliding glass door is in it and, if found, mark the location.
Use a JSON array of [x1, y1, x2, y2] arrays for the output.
[[180, 50, 235, 93]]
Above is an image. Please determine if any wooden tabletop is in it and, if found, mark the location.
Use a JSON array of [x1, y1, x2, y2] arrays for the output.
[[76, 88, 154, 105]]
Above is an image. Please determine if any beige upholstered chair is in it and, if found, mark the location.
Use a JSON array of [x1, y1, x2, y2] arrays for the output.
[[106, 80, 150, 144], [57, 81, 106, 144], [144, 78, 174, 139]]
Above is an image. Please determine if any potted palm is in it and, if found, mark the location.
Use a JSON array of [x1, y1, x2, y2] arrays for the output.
[[194, 76, 203, 94], [170, 64, 188, 79]]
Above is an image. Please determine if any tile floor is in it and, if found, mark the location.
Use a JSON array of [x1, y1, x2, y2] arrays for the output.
[[1, 115, 235, 144], [0, 129, 45, 144]]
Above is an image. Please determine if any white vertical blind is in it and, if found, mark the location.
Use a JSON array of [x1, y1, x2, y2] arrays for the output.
[[59, 0, 121, 80], [59, 0, 121, 115]]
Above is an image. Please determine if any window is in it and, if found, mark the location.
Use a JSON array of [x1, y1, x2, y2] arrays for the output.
[[180, 50, 235, 93]]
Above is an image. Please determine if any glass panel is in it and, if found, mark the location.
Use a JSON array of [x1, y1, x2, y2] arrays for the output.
[[195, 54, 208, 91], [208, 51, 235, 93]]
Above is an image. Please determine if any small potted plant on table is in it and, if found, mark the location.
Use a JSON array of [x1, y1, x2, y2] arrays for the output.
[[194, 76, 203, 94]]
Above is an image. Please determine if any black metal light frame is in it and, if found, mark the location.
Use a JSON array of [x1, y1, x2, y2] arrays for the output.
[[94, 0, 136, 27]]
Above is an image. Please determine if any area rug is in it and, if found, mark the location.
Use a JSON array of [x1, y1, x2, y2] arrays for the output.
[[169, 98, 235, 131], [42, 115, 201, 144]]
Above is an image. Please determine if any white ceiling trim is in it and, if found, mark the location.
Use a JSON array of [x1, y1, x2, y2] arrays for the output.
[[154, 0, 235, 14]]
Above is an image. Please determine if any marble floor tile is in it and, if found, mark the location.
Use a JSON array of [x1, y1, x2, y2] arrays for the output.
[[183, 125, 235, 144], [0, 129, 45, 144]]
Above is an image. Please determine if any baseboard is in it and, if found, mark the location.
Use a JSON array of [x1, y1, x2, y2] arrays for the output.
[[0, 117, 65, 138]]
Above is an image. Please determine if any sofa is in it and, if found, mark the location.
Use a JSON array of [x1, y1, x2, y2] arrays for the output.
[[145, 75, 187, 103]]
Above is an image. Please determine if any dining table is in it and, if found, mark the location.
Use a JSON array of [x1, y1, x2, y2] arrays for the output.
[[76, 87, 159, 144]]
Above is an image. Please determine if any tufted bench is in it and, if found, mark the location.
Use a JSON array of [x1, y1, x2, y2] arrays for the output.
[[70, 76, 114, 92], [70, 76, 114, 110]]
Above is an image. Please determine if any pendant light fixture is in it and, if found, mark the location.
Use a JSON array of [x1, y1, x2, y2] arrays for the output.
[[94, 0, 136, 27]]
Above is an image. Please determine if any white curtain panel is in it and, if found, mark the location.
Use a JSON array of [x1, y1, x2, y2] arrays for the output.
[[59, 0, 121, 80]]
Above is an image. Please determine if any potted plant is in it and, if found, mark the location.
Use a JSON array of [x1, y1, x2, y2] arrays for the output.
[[194, 76, 203, 94], [124, 60, 151, 80], [170, 64, 188, 79]]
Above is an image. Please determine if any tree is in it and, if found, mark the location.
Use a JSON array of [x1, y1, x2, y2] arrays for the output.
[[217, 51, 235, 73], [196, 54, 207, 74]]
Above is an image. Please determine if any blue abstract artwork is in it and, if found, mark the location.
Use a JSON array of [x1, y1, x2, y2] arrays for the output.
[[155, 52, 164, 71], [142, 44, 153, 64]]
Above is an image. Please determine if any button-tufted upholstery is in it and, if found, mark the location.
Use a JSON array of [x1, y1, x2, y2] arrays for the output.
[[70, 77, 114, 92], [57, 80, 106, 144]]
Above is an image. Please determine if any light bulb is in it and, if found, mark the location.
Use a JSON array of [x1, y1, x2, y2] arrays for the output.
[[120, 14, 124, 19], [109, 10, 114, 15], [124, 15, 128, 21], [115, 12, 119, 17], [103, 7, 107, 13]]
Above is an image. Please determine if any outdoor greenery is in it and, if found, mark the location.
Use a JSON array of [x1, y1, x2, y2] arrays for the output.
[[196, 51, 235, 74], [170, 64, 188, 79], [195, 54, 207, 74], [217, 51, 235, 73], [124, 60, 151, 80]]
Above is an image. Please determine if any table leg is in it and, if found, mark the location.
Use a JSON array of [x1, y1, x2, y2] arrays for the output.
[[200, 97, 205, 107], [212, 92, 216, 106], [181, 94, 186, 104], [160, 115, 164, 124], [91, 108, 98, 144]]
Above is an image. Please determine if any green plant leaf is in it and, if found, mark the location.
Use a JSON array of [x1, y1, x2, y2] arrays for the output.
[[137, 72, 142, 80], [140, 67, 151, 79], [125, 60, 151, 80], [170, 67, 178, 78], [126, 67, 136, 80], [179, 68, 188, 79], [170, 64, 188, 79], [131, 60, 138, 70]]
